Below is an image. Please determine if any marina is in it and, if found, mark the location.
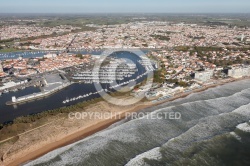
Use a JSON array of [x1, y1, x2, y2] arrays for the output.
[[0, 51, 154, 124], [63, 71, 150, 104], [0, 49, 104, 60], [0, 51, 57, 60], [72, 59, 139, 83]]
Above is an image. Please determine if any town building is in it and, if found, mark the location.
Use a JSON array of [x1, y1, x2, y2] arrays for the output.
[[228, 67, 250, 78], [0, 61, 3, 73], [194, 70, 214, 82]]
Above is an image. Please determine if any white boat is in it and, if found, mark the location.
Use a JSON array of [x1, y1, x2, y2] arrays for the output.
[[3, 89, 9, 93]]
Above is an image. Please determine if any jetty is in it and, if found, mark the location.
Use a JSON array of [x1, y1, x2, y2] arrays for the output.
[[6, 73, 71, 105]]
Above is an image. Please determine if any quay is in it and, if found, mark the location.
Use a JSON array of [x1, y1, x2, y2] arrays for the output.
[[6, 74, 71, 105]]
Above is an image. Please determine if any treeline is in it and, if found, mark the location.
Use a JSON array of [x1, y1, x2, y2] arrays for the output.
[[175, 46, 250, 53], [18, 26, 96, 42], [153, 63, 166, 83], [19, 42, 40, 46], [188, 36, 206, 39], [14, 98, 104, 124], [174, 46, 223, 52], [151, 35, 170, 41], [71, 26, 96, 32], [208, 58, 250, 67], [193, 46, 223, 52], [20, 33, 62, 41], [0, 38, 15, 44], [167, 79, 189, 87], [226, 47, 250, 52]]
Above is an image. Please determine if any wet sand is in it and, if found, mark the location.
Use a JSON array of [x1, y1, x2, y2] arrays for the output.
[[4, 103, 151, 166], [3, 77, 247, 166]]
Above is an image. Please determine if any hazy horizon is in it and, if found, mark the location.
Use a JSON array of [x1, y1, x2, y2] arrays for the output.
[[0, 0, 250, 13]]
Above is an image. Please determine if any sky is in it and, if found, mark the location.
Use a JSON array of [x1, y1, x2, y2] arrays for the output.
[[0, 0, 249, 13]]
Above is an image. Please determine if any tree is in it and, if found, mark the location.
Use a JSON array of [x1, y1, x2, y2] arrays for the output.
[[178, 81, 188, 87], [76, 53, 83, 59]]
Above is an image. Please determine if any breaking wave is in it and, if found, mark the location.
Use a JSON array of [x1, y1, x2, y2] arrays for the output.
[[26, 79, 250, 166]]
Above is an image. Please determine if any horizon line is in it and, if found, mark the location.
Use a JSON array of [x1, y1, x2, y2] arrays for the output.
[[0, 12, 250, 14]]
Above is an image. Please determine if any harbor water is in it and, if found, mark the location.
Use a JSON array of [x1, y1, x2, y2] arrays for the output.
[[0, 50, 148, 124]]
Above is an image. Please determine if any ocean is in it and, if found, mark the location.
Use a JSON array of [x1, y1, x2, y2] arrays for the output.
[[26, 79, 250, 166]]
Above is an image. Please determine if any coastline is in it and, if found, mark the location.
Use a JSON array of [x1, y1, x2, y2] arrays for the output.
[[6, 104, 151, 166], [2, 77, 248, 166]]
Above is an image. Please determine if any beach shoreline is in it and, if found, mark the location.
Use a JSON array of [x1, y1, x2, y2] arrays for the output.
[[2, 77, 248, 166]]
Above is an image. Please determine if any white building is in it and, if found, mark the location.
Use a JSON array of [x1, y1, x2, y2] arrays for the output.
[[0, 61, 3, 73], [0, 80, 28, 91], [195, 70, 214, 82], [228, 67, 250, 78]]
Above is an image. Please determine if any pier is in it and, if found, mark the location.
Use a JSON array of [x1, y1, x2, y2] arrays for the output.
[[6, 73, 71, 105]]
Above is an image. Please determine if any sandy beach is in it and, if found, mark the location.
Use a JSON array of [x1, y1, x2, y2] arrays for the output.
[[1, 100, 153, 166], [0, 77, 246, 166]]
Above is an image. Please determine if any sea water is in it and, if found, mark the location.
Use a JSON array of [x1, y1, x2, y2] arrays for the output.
[[26, 79, 250, 166]]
